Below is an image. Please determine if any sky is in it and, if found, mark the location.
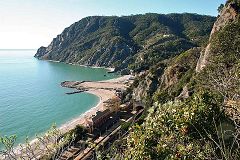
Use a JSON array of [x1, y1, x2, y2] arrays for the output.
[[0, 0, 226, 49]]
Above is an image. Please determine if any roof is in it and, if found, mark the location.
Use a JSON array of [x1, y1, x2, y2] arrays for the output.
[[92, 109, 111, 121]]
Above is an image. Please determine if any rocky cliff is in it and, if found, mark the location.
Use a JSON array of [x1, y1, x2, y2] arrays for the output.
[[133, 0, 240, 107], [35, 14, 215, 71], [131, 47, 201, 104], [196, 0, 240, 72]]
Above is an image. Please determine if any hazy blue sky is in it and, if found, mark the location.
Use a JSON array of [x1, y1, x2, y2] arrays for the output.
[[0, 0, 226, 49]]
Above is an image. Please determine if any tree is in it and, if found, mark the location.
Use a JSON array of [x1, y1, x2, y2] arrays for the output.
[[0, 125, 76, 160], [105, 96, 121, 112], [218, 4, 224, 14]]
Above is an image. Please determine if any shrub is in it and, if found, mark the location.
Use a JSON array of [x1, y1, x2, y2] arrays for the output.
[[121, 91, 239, 160]]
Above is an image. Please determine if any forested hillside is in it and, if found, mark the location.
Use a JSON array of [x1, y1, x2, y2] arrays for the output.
[[35, 13, 215, 72]]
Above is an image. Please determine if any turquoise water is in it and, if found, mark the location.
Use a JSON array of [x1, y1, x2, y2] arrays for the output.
[[0, 49, 117, 147]]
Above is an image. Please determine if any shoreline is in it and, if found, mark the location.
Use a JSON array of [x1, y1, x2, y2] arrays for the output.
[[59, 75, 133, 133], [42, 59, 115, 72], [58, 90, 104, 133], [37, 58, 117, 133], [1, 58, 132, 158], [2, 75, 130, 159]]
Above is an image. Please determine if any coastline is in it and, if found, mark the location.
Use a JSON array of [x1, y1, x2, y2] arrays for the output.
[[30, 59, 118, 135], [59, 75, 132, 133], [3, 75, 132, 159], [38, 59, 117, 135], [49, 59, 124, 133], [44, 59, 115, 72], [1, 56, 131, 158]]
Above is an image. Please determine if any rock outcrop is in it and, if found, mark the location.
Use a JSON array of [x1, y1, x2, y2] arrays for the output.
[[35, 46, 47, 59], [132, 47, 201, 103], [196, 1, 239, 72]]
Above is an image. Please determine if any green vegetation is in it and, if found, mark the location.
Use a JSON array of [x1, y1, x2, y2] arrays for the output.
[[104, 1, 240, 159], [218, 4, 225, 13], [121, 92, 239, 160], [227, 0, 240, 7], [195, 16, 240, 105], [0, 125, 87, 160], [121, 122, 132, 131], [35, 13, 215, 72], [153, 47, 201, 103], [64, 125, 87, 143]]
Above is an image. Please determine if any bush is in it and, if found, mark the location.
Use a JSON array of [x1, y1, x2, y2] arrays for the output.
[[66, 125, 87, 143], [121, 122, 132, 131], [120, 91, 239, 160]]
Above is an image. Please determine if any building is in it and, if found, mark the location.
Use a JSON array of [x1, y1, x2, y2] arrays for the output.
[[86, 109, 112, 133]]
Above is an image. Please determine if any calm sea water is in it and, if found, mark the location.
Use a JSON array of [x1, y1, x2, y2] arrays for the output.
[[0, 49, 117, 147]]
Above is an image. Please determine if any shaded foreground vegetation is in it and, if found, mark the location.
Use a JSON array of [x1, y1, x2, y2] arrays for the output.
[[0, 125, 87, 160]]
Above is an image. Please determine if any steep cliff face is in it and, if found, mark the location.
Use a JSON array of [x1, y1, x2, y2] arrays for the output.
[[196, 1, 240, 72], [132, 47, 201, 104], [35, 14, 215, 71], [132, 64, 165, 102], [160, 48, 201, 88], [154, 47, 201, 102]]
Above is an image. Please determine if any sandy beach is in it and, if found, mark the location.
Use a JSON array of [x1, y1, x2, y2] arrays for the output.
[[59, 75, 134, 133]]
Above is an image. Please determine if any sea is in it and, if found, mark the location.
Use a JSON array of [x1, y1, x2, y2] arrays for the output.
[[0, 49, 118, 148]]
